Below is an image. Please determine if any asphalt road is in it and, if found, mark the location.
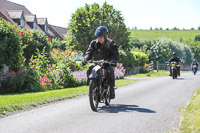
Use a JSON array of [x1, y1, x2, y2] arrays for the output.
[[1, 72, 200, 133]]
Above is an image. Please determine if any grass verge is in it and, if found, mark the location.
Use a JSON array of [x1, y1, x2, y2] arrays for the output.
[[176, 88, 200, 133], [128, 70, 169, 77], [0, 78, 136, 115]]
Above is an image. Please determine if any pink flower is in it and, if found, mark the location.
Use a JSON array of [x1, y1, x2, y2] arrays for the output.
[[123, 69, 126, 72], [34, 60, 37, 63], [74, 50, 77, 53], [119, 63, 123, 68], [78, 51, 81, 53], [33, 66, 36, 68], [24, 58, 26, 61]]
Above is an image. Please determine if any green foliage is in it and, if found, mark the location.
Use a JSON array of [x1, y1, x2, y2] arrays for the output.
[[150, 38, 193, 64], [133, 51, 149, 67], [194, 35, 200, 41], [119, 50, 136, 68], [0, 18, 22, 70], [52, 38, 66, 51], [185, 40, 200, 61], [66, 2, 130, 53], [21, 30, 50, 63]]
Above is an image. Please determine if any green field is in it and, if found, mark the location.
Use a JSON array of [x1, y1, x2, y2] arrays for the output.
[[129, 30, 200, 41]]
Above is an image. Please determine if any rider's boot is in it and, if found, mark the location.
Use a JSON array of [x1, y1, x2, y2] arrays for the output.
[[110, 87, 115, 99]]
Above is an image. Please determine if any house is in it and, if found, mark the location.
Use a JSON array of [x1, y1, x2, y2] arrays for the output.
[[0, 0, 68, 42]]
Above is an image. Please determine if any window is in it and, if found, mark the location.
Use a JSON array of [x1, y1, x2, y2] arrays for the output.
[[20, 19, 24, 27], [20, 15, 25, 27], [45, 24, 47, 32], [33, 22, 37, 30]]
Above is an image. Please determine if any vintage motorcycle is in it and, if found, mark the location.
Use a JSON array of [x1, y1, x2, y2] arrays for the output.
[[166, 61, 180, 79], [87, 60, 115, 111], [192, 64, 198, 75]]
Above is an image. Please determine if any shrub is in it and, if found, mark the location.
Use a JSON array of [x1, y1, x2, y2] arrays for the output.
[[52, 38, 66, 51], [0, 18, 22, 70], [20, 29, 50, 64], [119, 49, 136, 68], [150, 38, 193, 64]]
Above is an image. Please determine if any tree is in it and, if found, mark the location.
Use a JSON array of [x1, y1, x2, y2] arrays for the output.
[[150, 26, 152, 30], [159, 27, 163, 30], [172, 27, 178, 30], [194, 35, 200, 41], [134, 26, 137, 30], [150, 38, 193, 64], [191, 27, 195, 30], [66, 2, 130, 53], [166, 28, 169, 30], [198, 26, 200, 30]]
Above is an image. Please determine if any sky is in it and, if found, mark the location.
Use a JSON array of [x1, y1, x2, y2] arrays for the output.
[[8, 0, 200, 30]]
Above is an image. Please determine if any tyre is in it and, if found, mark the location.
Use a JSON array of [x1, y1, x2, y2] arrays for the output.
[[175, 70, 177, 79], [89, 79, 98, 111], [172, 70, 175, 79], [172, 69, 177, 79], [105, 87, 111, 106]]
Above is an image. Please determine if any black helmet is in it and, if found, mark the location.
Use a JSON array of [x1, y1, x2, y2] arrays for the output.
[[173, 52, 176, 55], [94, 26, 108, 37]]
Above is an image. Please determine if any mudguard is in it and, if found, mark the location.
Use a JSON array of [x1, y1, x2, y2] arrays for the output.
[[89, 73, 97, 79], [89, 65, 101, 79]]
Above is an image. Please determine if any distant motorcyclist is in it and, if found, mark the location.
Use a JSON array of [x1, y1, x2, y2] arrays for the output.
[[168, 52, 181, 76], [191, 59, 198, 72], [82, 26, 119, 99]]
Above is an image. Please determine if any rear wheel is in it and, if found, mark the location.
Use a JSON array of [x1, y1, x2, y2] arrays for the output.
[[105, 86, 111, 106], [89, 79, 98, 111]]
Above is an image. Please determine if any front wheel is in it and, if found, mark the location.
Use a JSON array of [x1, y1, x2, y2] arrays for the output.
[[89, 79, 98, 111], [172, 69, 177, 79]]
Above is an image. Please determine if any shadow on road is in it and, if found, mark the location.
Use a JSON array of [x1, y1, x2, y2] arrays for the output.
[[98, 104, 156, 114], [176, 78, 194, 80]]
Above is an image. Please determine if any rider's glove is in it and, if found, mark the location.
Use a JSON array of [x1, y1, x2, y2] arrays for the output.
[[111, 60, 117, 67]]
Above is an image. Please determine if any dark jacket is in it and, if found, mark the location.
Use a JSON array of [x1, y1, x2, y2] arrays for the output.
[[168, 56, 181, 63], [191, 62, 199, 67], [84, 38, 119, 61]]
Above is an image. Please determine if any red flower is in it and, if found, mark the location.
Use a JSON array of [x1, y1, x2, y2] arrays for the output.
[[78, 51, 81, 53], [62, 51, 66, 54], [33, 66, 36, 68], [69, 52, 72, 56], [17, 31, 24, 35], [74, 50, 77, 53]]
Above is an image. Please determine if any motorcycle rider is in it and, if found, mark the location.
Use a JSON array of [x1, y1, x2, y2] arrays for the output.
[[191, 59, 199, 72], [82, 26, 119, 99], [168, 52, 181, 76]]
